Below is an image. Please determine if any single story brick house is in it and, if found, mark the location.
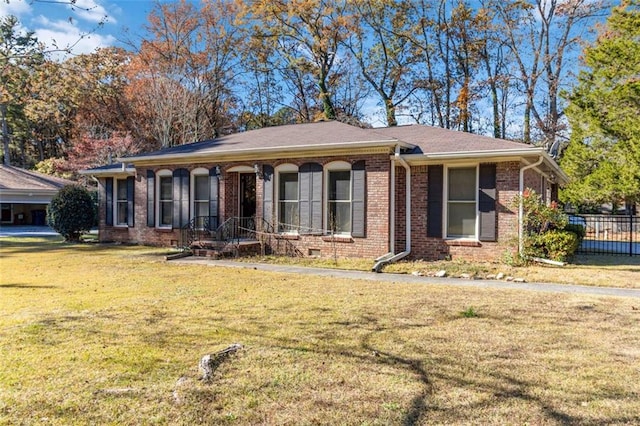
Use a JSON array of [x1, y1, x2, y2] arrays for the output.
[[0, 165, 75, 226], [81, 121, 567, 265]]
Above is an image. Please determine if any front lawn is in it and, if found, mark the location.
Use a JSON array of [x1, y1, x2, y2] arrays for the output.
[[1, 238, 639, 424]]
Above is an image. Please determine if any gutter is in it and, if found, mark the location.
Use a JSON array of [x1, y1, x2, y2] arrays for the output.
[[402, 148, 569, 185], [519, 156, 544, 257], [373, 146, 411, 272]]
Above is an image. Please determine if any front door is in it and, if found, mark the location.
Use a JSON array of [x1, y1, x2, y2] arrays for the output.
[[239, 173, 256, 236]]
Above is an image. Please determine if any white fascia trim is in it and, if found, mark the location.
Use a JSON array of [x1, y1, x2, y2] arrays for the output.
[[79, 168, 136, 177], [118, 139, 409, 164], [520, 154, 569, 185], [400, 148, 569, 185], [0, 189, 58, 195], [401, 147, 548, 162]]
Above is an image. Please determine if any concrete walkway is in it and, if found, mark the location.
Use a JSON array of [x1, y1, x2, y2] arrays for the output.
[[0, 225, 59, 237], [174, 257, 640, 299]]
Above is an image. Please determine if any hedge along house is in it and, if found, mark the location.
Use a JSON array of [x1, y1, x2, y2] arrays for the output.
[[81, 121, 568, 265]]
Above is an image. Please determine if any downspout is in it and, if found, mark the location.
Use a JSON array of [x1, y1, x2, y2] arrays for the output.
[[519, 156, 544, 257], [373, 145, 411, 272], [373, 151, 396, 266]]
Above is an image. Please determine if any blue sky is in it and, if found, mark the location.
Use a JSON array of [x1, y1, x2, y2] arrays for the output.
[[0, 0, 159, 59], [0, 0, 388, 126]]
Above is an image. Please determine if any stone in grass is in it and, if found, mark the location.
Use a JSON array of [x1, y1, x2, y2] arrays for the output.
[[459, 273, 473, 279], [486, 274, 497, 280], [505, 276, 514, 282], [513, 278, 526, 283], [435, 270, 447, 278], [411, 271, 423, 276], [199, 343, 243, 381], [496, 272, 505, 280]]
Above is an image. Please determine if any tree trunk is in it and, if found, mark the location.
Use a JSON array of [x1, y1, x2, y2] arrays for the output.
[[384, 97, 397, 127], [318, 77, 336, 120], [1, 103, 10, 166]]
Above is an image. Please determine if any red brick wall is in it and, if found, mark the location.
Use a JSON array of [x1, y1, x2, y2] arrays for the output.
[[96, 158, 549, 262], [97, 155, 392, 257], [404, 161, 521, 262], [255, 154, 392, 259]]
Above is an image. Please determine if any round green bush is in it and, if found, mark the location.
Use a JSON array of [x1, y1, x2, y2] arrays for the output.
[[47, 185, 96, 242], [530, 230, 580, 262]]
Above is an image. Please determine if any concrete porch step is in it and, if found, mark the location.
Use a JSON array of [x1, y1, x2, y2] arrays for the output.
[[191, 240, 262, 258]]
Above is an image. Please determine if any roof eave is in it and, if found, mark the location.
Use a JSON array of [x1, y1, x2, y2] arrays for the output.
[[118, 139, 410, 164], [79, 167, 136, 177], [401, 148, 569, 185], [0, 188, 60, 195]]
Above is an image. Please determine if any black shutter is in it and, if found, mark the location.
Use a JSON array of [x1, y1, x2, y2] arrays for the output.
[[478, 163, 497, 241], [550, 183, 559, 203], [299, 163, 323, 234], [262, 165, 274, 228], [126, 176, 135, 227], [172, 168, 189, 228], [105, 177, 113, 227], [209, 167, 219, 229], [427, 165, 443, 238], [146, 170, 155, 227], [351, 160, 366, 238]]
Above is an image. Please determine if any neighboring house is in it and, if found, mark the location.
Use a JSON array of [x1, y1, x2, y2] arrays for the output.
[[0, 165, 76, 226], [81, 121, 567, 263]]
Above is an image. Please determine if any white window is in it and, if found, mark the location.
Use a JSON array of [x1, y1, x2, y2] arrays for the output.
[[276, 164, 299, 233], [326, 161, 352, 235], [279, 172, 299, 232], [115, 178, 128, 226], [157, 170, 173, 228], [191, 168, 209, 229], [446, 166, 477, 238]]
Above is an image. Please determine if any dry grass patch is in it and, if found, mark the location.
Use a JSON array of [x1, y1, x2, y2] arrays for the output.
[[384, 255, 640, 289], [243, 254, 640, 289], [1, 238, 639, 424]]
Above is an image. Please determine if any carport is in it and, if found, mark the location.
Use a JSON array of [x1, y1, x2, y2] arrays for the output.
[[0, 165, 75, 226]]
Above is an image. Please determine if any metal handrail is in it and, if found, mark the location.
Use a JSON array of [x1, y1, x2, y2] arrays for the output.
[[179, 216, 218, 250]]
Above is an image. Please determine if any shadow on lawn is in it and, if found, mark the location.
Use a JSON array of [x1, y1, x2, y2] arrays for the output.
[[223, 314, 436, 424], [0, 283, 58, 289], [572, 254, 640, 269], [0, 238, 167, 257], [219, 309, 637, 425]]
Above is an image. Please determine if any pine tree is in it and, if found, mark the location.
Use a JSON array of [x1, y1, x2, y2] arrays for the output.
[[561, 0, 640, 210]]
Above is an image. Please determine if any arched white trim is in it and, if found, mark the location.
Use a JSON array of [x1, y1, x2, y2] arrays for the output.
[[324, 160, 351, 171], [275, 163, 298, 173], [191, 167, 209, 176], [227, 165, 255, 173]]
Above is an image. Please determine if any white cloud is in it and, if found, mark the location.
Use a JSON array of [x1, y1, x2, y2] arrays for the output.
[[34, 16, 116, 60], [0, 0, 32, 17]]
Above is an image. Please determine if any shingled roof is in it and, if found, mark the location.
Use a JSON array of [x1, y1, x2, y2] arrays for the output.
[[0, 165, 75, 192], [118, 121, 542, 164], [121, 121, 399, 162], [370, 124, 530, 154]]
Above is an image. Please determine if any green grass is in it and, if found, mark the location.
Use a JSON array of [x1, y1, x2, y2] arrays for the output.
[[1, 237, 639, 424]]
